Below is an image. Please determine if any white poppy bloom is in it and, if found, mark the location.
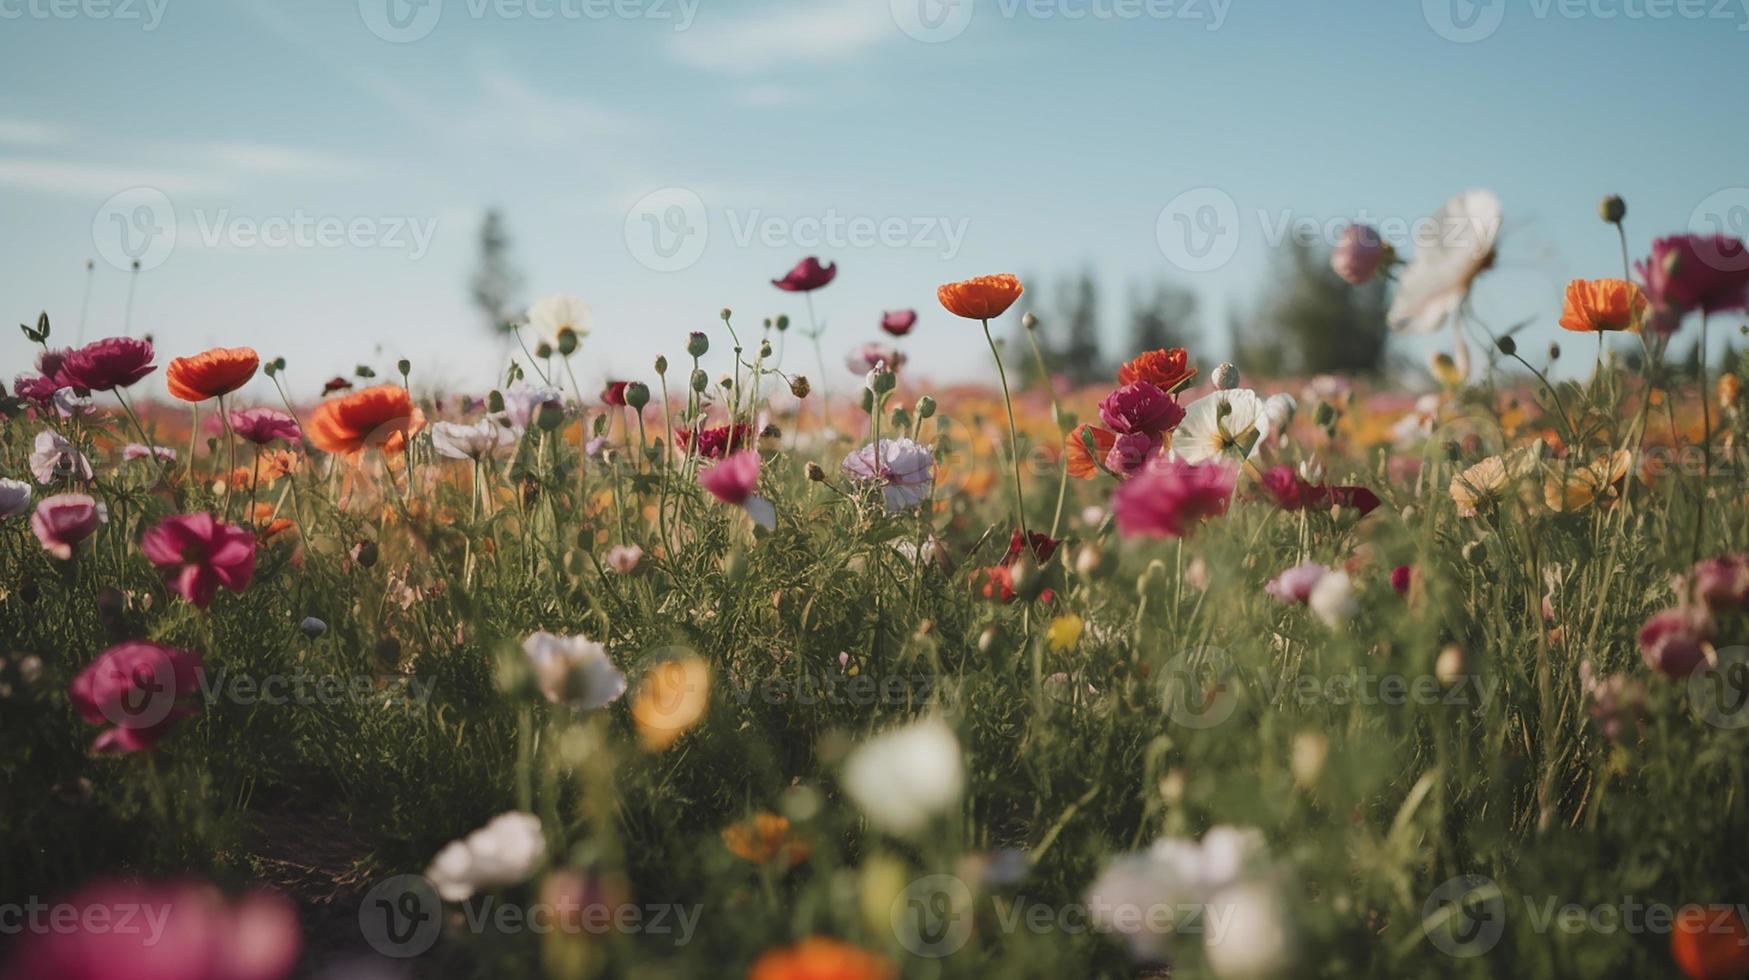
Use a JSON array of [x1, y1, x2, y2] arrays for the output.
[[1174, 390, 1271, 464], [1388, 189, 1502, 375], [424, 811, 546, 902], [841, 718, 964, 836], [498, 383, 565, 433], [29, 430, 92, 485], [1261, 393, 1297, 432], [1308, 570, 1358, 628], [430, 419, 518, 461], [1203, 882, 1292, 980], [522, 631, 628, 711], [527, 293, 591, 345], [0, 478, 31, 518], [841, 438, 935, 512], [1086, 826, 1272, 963]]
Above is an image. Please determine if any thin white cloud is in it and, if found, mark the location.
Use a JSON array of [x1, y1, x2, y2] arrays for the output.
[[0, 118, 72, 147], [0, 158, 218, 196], [668, 0, 893, 73]]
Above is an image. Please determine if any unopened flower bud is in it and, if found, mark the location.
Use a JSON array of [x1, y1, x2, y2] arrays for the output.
[[775, 314, 790, 332], [687, 331, 710, 357], [557, 328, 579, 356], [720, 307, 732, 322], [300, 616, 327, 639], [890, 406, 912, 429], [1548, 342, 1561, 362], [690, 368, 708, 392], [805, 461, 826, 482], [353, 540, 378, 568], [654, 354, 668, 375], [1213, 362, 1240, 390], [1599, 194, 1626, 224], [1313, 401, 1337, 427], [1074, 543, 1103, 577], [624, 381, 650, 410], [916, 395, 936, 419], [397, 358, 411, 377], [1434, 644, 1468, 687], [535, 341, 553, 359], [789, 375, 812, 399], [759, 340, 773, 359], [536, 401, 566, 431], [1495, 334, 1517, 356], [1022, 312, 1039, 331]]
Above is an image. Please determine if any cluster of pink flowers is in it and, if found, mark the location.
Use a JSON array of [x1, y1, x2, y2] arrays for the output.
[[1636, 553, 1749, 678], [13, 337, 158, 406]]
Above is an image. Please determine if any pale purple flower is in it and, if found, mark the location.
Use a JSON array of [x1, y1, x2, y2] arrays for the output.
[[841, 437, 934, 512], [1265, 561, 1329, 604], [123, 443, 178, 463], [29, 430, 92, 485]]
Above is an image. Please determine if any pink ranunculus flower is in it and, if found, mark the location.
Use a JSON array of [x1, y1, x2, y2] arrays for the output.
[[1266, 561, 1330, 604], [771, 256, 837, 292], [700, 450, 774, 529], [1097, 382, 1184, 436], [1635, 234, 1749, 333], [1331, 224, 1388, 284], [58, 336, 157, 391], [1112, 458, 1237, 539], [1636, 607, 1714, 678], [881, 309, 918, 336], [68, 640, 205, 754], [228, 407, 302, 446], [140, 512, 258, 609], [31, 493, 105, 559], [1103, 431, 1160, 478], [0, 878, 300, 980]]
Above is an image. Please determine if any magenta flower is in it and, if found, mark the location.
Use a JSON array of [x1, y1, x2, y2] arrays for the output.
[[1266, 561, 1330, 604], [1635, 234, 1749, 333], [1690, 554, 1749, 609], [229, 407, 302, 445], [700, 450, 774, 529], [1331, 224, 1387, 284], [1103, 431, 1161, 477], [1112, 458, 1236, 539], [1390, 565, 1413, 596], [881, 309, 918, 336], [1637, 607, 1713, 678], [58, 336, 157, 391], [31, 493, 104, 559], [0, 878, 299, 979], [846, 342, 906, 376], [1097, 382, 1184, 436], [140, 512, 258, 609], [771, 256, 837, 292], [68, 640, 205, 754]]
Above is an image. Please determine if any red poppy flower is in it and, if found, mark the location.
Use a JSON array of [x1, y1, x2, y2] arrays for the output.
[[602, 381, 630, 406], [59, 337, 156, 391], [937, 274, 1023, 321], [772, 257, 837, 292], [306, 385, 424, 455], [675, 423, 754, 460], [1002, 529, 1059, 567], [165, 346, 259, 401], [880, 310, 917, 336]]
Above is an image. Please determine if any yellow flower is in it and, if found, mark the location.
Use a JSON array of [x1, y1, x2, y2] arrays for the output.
[[1046, 614, 1084, 653], [1449, 456, 1507, 518], [632, 655, 710, 752], [1543, 450, 1631, 512], [721, 811, 810, 867]]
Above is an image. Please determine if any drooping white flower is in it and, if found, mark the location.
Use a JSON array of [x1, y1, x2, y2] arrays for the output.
[[841, 717, 964, 836], [841, 438, 935, 512], [424, 811, 547, 902], [29, 430, 92, 485], [1307, 570, 1358, 628], [521, 631, 627, 711], [1174, 390, 1271, 464], [527, 293, 591, 345], [0, 478, 31, 518], [430, 418, 518, 461], [1388, 189, 1502, 376]]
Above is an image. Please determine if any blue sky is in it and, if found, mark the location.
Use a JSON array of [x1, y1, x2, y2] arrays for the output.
[[3, 0, 1747, 400]]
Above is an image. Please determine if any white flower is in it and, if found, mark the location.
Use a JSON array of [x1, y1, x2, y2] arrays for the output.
[[53, 388, 95, 419], [1388, 189, 1502, 377], [527, 294, 591, 345], [1203, 882, 1292, 980], [431, 419, 518, 461], [840, 438, 935, 512], [1308, 570, 1358, 628], [424, 811, 547, 902], [498, 383, 564, 433], [29, 430, 92, 485], [1086, 826, 1270, 962], [841, 718, 963, 836], [0, 478, 31, 518], [1261, 393, 1297, 432], [522, 631, 627, 711], [1174, 390, 1271, 464]]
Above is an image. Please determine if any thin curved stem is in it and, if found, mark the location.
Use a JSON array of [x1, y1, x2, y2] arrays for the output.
[[981, 318, 1029, 539]]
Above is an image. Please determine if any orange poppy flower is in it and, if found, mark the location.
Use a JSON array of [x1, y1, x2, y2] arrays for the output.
[[937, 273, 1024, 321], [749, 938, 895, 980], [721, 812, 810, 867], [1064, 424, 1117, 479], [165, 347, 260, 401], [1119, 348, 1196, 392], [1671, 905, 1749, 980], [306, 384, 424, 455], [1558, 278, 1648, 333]]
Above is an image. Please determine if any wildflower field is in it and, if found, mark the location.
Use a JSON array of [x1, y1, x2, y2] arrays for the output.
[[6, 195, 1749, 979]]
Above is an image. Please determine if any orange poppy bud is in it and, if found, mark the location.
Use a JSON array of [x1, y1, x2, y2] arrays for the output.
[[1558, 278, 1648, 333], [306, 384, 424, 456], [936, 273, 1024, 321], [165, 347, 260, 401]]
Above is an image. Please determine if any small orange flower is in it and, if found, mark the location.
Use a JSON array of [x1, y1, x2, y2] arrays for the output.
[[632, 655, 710, 752], [1671, 905, 1749, 980], [1118, 348, 1196, 392], [937, 273, 1023, 321], [306, 385, 424, 455], [748, 938, 895, 980], [1558, 278, 1648, 333], [722, 812, 810, 867], [165, 347, 260, 401], [1064, 424, 1117, 480], [1720, 373, 1740, 410]]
